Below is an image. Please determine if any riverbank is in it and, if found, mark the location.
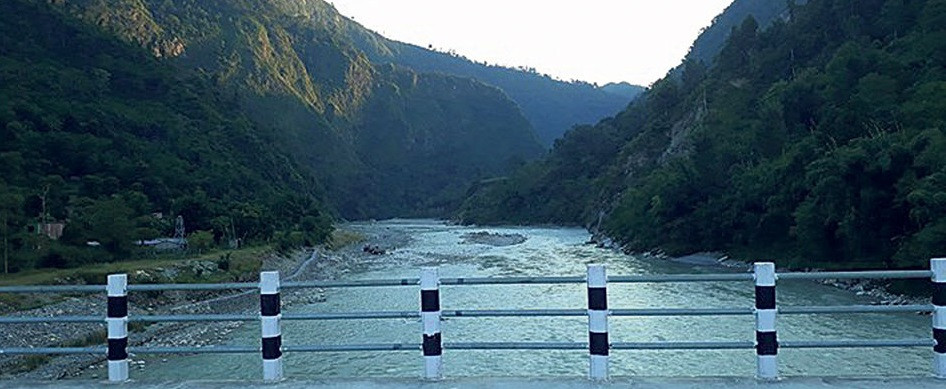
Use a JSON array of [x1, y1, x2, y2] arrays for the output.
[[0, 226, 393, 380], [620, 249, 929, 306], [586, 226, 930, 306]]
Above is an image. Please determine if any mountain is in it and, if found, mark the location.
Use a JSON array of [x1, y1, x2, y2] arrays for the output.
[[600, 82, 647, 100], [459, 0, 946, 272], [324, 13, 642, 147], [38, 0, 545, 219], [0, 0, 554, 272], [684, 0, 808, 66], [0, 0, 333, 270]]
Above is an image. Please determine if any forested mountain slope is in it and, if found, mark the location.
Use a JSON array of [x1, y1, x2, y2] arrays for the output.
[[0, 0, 332, 270], [684, 0, 807, 66], [318, 6, 643, 147], [40, 0, 545, 219], [365, 40, 644, 147], [461, 0, 946, 270]]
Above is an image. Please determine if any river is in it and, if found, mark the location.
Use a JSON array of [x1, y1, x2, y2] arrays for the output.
[[118, 219, 932, 379]]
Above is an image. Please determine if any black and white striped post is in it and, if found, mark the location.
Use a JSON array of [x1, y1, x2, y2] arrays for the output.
[[106, 274, 129, 382], [933, 258, 946, 378], [259, 271, 283, 381], [587, 264, 608, 380], [754, 262, 778, 380], [420, 266, 442, 379]]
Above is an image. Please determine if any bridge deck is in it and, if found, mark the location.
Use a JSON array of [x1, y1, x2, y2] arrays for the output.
[[3, 377, 943, 388]]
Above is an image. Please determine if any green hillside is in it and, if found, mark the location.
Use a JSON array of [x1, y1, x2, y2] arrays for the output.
[[0, 0, 548, 273], [0, 0, 331, 271], [40, 0, 544, 219], [460, 0, 946, 270]]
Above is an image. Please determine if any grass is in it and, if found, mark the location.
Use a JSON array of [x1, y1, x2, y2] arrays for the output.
[[8, 355, 52, 374], [326, 228, 366, 251], [60, 330, 107, 348], [0, 246, 269, 287], [0, 246, 269, 313], [4, 329, 109, 374], [0, 245, 277, 373]]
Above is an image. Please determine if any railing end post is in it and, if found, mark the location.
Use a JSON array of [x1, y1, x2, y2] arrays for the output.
[[106, 273, 129, 382], [260, 271, 283, 381], [932, 259, 946, 378], [587, 264, 608, 381], [420, 266, 442, 380], [754, 262, 778, 380]]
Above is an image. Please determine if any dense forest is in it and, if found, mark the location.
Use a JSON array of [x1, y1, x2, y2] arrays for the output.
[[36, 0, 545, 219], [461, 0, 946, 270], [683, 0, 807, 66], [0, 0, 333, 271], [0, 0, 550, 273]]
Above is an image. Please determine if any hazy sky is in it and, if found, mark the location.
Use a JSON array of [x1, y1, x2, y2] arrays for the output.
[[329, 0, 734, 86]]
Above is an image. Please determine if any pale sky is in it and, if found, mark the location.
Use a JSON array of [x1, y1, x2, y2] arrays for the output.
[[329, 0, 734, 86]]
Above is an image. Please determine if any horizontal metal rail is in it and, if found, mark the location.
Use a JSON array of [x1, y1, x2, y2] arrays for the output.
[[1, 270, 931, 295], [441, 276, 586, 285], [781, 339, 934, 348], [779, 304, 934, 314], [0, 315, 103, 324], [446, 342, 586, 350], [284, 311, 419, 320], [0, 284, 104, 294], [0, 347, 105, 355], [127, 346, 258, 354], [444, 309, 585, 317], [6, 304, 927, 325], [129, 314, 257, 323], [613, 341, 754, 350], [610, 274, 754, 283], [284, 344, 421, 352], [611, 308, 753, 316], [0, 338, 936, 356], [778, 270, 932, 280], [283, 279, 419, 289], [127, 282, 256, 291]]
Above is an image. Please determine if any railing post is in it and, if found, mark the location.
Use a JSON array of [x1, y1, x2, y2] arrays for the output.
[[106, 274, 129, 382], [933, 258, 946, 378], [754, 262, 778, 380], [587, 264, 608, 380], [420, 266, 442, 380], [260, 271, 283, 381]]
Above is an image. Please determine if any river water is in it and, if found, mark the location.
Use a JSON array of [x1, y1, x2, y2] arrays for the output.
[[123, 219, 932, 380]]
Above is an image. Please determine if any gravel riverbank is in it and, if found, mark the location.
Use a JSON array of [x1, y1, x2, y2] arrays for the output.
[[1, 226, 407, 381]]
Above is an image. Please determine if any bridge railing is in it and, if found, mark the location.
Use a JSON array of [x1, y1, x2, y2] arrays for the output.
[[0, 258, 944, 382]]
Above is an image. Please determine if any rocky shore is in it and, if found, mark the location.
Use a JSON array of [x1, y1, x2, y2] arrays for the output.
[[589, 231, 929, 307], [460, 231, 527, 247], [0, 230, 394, 381]]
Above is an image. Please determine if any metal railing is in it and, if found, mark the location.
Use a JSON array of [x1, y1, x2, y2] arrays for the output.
[[1, 258, 944, 382]]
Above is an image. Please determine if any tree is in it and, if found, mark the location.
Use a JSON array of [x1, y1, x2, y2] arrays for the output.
[[188, 230, 214, 254], [75, 197, 136, 259], [0, 191, 24, 274]]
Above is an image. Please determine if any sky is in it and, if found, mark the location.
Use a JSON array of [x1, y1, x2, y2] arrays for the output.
[[329, 0, 735, 86]]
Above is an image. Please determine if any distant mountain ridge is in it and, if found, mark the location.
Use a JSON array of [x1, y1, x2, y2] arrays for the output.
[[36, 0, 545, 218], [325, 12, 645, 147], [601, 82, 647, 99]]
